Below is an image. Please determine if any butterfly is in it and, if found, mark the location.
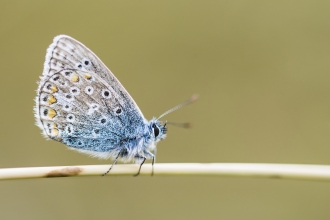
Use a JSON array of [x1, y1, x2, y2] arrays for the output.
[[34, 35, 196, 176]]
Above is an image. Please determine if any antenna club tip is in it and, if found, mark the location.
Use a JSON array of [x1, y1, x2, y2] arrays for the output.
[[189, 94, 199, 103], [183, 122, 192, 128]]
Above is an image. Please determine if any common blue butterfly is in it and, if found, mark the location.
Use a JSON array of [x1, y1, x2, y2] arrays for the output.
[[34, 35, 196, 176]]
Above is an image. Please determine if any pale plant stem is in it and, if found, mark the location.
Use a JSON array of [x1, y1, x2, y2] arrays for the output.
[[1, 163, 330, 181]]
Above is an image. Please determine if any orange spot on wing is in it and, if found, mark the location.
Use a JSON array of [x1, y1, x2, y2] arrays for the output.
[[48, 109, 57, 118], [71, 74, 79, 82], [48, 95, 57, 104], [83, 73, 92, 80], [51, 128, 59, 136], [51, 86, 58, 93]]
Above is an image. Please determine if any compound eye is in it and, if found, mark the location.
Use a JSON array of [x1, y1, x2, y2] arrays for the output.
[[152, 124, 160, 137]]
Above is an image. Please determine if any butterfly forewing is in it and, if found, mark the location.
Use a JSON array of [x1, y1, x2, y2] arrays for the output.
[[43, 35, 144, 117]]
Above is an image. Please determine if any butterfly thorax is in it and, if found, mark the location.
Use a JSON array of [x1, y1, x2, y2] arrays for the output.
[[116, 119, 167, 162]]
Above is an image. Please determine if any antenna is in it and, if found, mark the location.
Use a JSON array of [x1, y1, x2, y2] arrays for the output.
[[157, 94, 199, 120], [166, 121, 191, 128]]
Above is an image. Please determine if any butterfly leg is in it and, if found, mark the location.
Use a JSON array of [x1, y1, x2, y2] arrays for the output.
[[102, 148, 125, 176], [142, 150, 155, 176], [133, 156, 146, 177], [151, 156, 155, 176]]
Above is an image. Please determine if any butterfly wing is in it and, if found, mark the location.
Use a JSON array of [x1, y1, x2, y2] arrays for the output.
[[43, 35, 145, 118], [35, 35, 147, 159]]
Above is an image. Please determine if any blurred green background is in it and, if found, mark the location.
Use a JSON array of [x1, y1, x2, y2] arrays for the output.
[[1, 1, 330, 219]]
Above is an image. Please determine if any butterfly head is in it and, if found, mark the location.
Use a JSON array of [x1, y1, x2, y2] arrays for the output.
[[147, 94, 198, 143], [149, 119, 167, 142]]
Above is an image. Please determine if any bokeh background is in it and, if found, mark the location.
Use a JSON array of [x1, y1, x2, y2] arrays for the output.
[[1, 1, 330, 219]]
